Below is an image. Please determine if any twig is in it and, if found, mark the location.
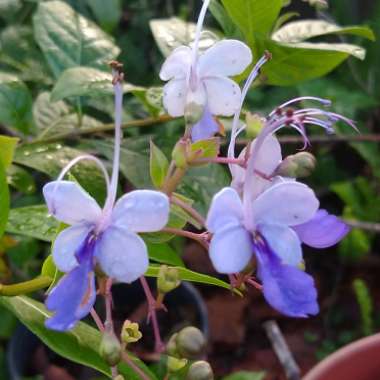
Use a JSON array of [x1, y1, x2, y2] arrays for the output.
[[236, 134, 380, 145], [24, 115, 173, 145], [139, 276, 165, 353], [161, 227, 209, 250], [90, 308, 105, 332], [345, 220, 380, 233], [263, 320, 301, 380], [122, 351, 151, 380]]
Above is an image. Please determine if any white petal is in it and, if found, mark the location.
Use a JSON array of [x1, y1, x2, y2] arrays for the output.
[[252, 182, 319, 227], [199, 40, 252, 77], [43, 181, 102, 225], [53, 224, 93, 272], [162, 79, 187, 117], [209, 224, 252, 274], [206, 187, 244, 233], [252, 134, 282, 176], [112, 190, 170, 232], [203, 77, 241, 116], [186, 82, 207, 108], [259, 224, 303, 266], [96, 226, 148, 283], [159, 46, 192, 81]]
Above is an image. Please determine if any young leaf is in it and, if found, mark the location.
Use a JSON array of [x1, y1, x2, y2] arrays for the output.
[[150, 140, 169, 189], [0, 135, 19, 169], [221, 0, 283, 44], [33, 0, 120, 77], [0, 161, 10, 239], [189, 137, 220, 163], [0, 73, 33, 133], [0, 296, 156, 380]]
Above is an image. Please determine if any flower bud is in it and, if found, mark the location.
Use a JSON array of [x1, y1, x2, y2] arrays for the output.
[[167, 356, 188, 373], [186, 361, 214, 380], [275, 152, 316, 178], [114, 376, 125, 380], [172, 140, 189, 169], [176, 326, 206, 359], [185, 102, 204, 125], [157, 265, 181, 294], [166, 332, 179, 357], [99, 331, 122, 366], [121, 320, 142, 344]]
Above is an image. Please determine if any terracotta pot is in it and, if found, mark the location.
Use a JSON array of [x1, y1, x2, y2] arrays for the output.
[[303, 333, 380, 380]]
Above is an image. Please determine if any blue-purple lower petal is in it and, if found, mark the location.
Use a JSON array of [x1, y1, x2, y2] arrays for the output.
[[45, 237, 96, 331], [254, 238, 319, 317], [191, 107, 220, 142], [293, 209, 350, 248]]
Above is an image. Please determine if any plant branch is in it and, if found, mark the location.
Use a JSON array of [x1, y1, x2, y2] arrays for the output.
[[345, 220, 380, 233], [171, 195, 206, 228], [161, 227, 209, 249], [25, 115, 173, 145], [122, 351, 151, 380]]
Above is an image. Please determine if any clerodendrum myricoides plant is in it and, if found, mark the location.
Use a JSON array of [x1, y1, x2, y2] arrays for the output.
[[40, 0, 356, 376]]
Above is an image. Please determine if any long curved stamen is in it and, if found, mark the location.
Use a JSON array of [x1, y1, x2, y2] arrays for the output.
[[227, 53, 270, 164], [101, 69, 124, 223], [269, 96, 332, 117], [191, 0, 211, 67]]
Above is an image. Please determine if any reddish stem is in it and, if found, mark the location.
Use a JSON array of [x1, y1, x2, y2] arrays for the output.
[[140, 276, 165, 353], [171, 196, 206, 228], [90, 308, 105, 332], [161, 227, 209, 250], [193, 156, 246, 166], [122, 351, 151, 380]]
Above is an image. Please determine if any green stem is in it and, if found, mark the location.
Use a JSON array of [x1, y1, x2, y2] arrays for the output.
[[24, 115, 174, 146], [0, 276, 52, 296]]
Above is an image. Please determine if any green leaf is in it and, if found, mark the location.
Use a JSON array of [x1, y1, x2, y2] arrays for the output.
[[86, 0, 122, 32], [146, 265, 240, 294], [0, 161, 10, 239], [209, 0, 241, 37], [272, 20, 375, 43], [6, 165, 36, 195], [150, 140, 169, 188], [222, 0, 283, 43], [0, 135, 18, 169], [0, 296, 156, 380], [33, 0, 120, 77], [6, 205, 59, 242], [0, 73, 33, 133], [14, 143, 107, 203], [190, 137, 220, 162], [222, 371, 266, 380], [150, 17, 219, 57], [146, 242, 184, 267], [256, 37, 364, 86]]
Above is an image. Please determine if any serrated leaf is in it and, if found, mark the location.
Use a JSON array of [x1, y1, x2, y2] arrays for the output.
[[33, 0, 120, 77], [0, 296, 156, 380], [0, 161, 10, 239], [0, 135, 18, 169], [14, 143, 106, 203], [146, 265, 240, 294], [0, 73, 33, 133], [222, 0, 283, 45], [150, 140, 169, 188], [272, 20, 375, 43], [150, 17, 219, 57]]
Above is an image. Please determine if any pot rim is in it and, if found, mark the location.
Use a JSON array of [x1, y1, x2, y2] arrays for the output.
[[303, 332, 380, 380]]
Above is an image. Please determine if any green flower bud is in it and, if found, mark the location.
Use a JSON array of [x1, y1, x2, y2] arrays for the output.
[[167, 356, 188, 373], [114, 376, 125, 380], [166, 333, 179, 357], [186, 361, 214, 380], [185, 102, 204, 125], [157, 265, 181, 294], [99, 331, 122, 366], [121, 320, 142, 344], [275, 152, 316, 178], [176, 326, 206, 359], [172, 140, 189, 169]]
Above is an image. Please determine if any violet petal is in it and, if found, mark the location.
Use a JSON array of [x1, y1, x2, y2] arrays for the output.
[[191, 107, 220, 142]]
